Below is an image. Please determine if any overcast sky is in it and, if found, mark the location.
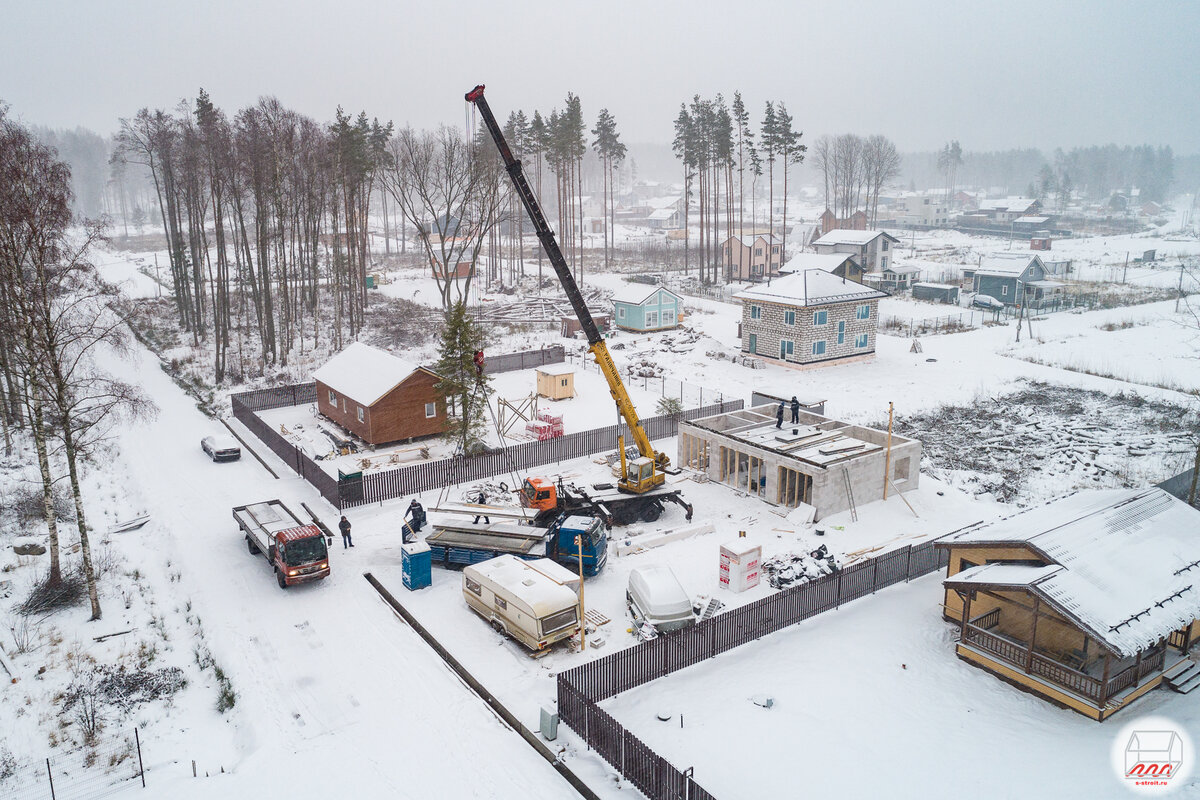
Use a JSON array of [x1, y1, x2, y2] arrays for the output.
[[2, 0, 1197, 153]]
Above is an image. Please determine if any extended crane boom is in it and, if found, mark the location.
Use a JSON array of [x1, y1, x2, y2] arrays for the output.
[[465, 84, 669, 493]]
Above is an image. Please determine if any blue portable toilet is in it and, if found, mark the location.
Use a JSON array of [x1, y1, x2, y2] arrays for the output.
[[402, 541, 432, 590]]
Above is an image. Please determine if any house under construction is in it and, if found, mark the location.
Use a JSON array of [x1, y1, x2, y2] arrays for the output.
[[678, 405, 922, 519]]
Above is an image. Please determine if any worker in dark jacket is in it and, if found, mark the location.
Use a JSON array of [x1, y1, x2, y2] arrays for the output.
[[472, 490, 491, 525], [406, 500, 426, 532], [790, 396, 801, 424], [775, 401, 785, 429], [339, 515, 353, 549]]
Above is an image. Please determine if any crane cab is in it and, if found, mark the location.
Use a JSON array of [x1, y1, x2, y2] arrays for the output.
[[620, 456, 665, 494]]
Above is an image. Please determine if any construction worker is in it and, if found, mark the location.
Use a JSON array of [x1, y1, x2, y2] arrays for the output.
[[776, 401, 785, 429], [790, 396, 801, 424], [405, 500, 426, 533], [472, 490, 491, 525]]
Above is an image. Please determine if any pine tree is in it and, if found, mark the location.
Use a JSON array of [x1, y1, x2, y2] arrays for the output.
[[761, 103, 778, 244], [775, 103, 805, 265], [433, 302, 492, 455]]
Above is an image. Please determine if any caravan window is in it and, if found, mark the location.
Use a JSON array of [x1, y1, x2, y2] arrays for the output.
[[494, 596, 508, 611], [465, 576, 482, 596], [540, 606, 578, 636]]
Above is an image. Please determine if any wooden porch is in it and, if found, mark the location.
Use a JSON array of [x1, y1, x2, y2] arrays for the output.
[[954, 592, 1189, 720]]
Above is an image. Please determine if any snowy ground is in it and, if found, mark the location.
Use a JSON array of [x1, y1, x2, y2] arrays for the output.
[[600, 573, 1200, 799]]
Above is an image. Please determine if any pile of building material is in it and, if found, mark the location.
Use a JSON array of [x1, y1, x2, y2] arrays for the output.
[[658, 327, 702, 353], [761, 545, 839, 590], [475, 292, 606, 325]]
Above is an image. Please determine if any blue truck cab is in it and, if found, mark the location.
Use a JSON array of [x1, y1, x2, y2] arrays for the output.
[[546, 514, 608, 577]]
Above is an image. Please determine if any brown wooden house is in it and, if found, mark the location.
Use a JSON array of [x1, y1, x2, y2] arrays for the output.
[[313, 342, 444, 445], [937, 488, 1200, 721]]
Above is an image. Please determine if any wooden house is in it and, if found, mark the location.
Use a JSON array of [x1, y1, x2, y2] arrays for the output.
[[722, 234, 782, 281], [937, 488, 1200, 721], [536, 363, 576, 400], [778, 252, 865, 284], [612, 285, 683, 332], [314, 342, 444, 445], [972, 253, 1064, 307], [734, 270, 887, 367]]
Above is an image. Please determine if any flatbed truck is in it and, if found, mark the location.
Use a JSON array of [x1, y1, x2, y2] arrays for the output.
[[425, 514, 607, 576], [233, 500, 330, 589]]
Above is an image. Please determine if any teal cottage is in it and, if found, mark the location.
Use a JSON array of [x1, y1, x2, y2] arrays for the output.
[[611, 285, 684, 332]]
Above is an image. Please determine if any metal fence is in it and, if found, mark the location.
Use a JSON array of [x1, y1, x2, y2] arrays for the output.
[[569, 355, 728, 410], [2, 729, 146, 800], [483, 344, 565, 374], [880, 312, 981, 337], [230, 376, 742, 510], [344, 400, 742, 508], [554, 539, 950, 798]]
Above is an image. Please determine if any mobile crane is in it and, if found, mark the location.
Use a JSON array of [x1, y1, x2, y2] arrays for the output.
[[466, 84, 681, 502]]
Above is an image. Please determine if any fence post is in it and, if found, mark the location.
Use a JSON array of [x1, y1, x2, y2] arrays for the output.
[[905, 545, 913, 582], [871, 556, 880, 593], [46, 758, 56, 800], [135, 727, 146, 787]]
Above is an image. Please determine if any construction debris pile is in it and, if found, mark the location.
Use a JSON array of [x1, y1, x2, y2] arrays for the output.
[[761, 545, 839, 590], [461, 481, 520, 507], [657, 327, 703, 353], [890, 380, 1199, 505]]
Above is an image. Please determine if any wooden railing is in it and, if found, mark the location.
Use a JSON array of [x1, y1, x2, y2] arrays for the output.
[[1169, 629, 1189, 650], [969, 608, 1000, 630], [963, 624, 1168, 705]]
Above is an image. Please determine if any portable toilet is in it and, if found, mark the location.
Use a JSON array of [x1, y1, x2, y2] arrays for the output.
[[402, 541, 432, 590]]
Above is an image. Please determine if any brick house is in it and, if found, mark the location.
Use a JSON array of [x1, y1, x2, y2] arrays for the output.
[[313, 342, 444, 445], [812, 229, 901, 272], [734, 270, 887, 367]]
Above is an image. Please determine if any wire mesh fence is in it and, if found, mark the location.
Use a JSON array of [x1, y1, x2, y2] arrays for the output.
[[1, 729, 145, 800], [567, 354, 728, 410]]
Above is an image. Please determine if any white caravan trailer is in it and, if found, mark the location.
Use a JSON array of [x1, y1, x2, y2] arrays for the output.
[[463, 555, 580, 652]]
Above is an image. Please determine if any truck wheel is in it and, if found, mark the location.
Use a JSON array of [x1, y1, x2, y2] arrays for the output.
[[247, 536, 259, 555], [641, 503, 662, 522], [491, 619, 505, 636], [276, 570, 288, 590]]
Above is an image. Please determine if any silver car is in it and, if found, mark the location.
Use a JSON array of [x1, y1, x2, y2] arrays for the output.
[[201, 435, 242, 462]]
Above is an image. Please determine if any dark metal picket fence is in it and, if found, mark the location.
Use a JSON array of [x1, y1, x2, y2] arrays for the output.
[[230, 375, 741, 510], [482, 344, 565, 374], [555, 539, 950, 798]]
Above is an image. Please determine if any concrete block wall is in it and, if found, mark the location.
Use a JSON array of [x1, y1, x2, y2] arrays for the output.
[[740, 298, 879, 365]]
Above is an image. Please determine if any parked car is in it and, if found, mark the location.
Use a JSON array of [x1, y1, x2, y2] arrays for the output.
[[627, 565, 695, 632], [201, 434, 242, 462], [972, 293, 1005, 310]]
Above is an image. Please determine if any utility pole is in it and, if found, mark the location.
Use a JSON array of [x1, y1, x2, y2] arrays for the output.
[[575, 534, 586, 650], [883, 402, 894, 499], [1177, 262, 1185, 313], [1123, 251, 1129, 284]]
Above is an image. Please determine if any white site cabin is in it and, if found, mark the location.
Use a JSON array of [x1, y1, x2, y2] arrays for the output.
[[462, 555, 581, 652]]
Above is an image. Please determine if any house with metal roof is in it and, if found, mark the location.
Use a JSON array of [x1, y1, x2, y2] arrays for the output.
[[722, 234, 782, 281], [812, 229, 900, 272], [972, 253, 1065, 308], [313, 342, 444, 445], [777, 252, 865, 284], [937, 487, 1200, 720], [734, 270, 886, 367], [611, 285, 683, 332]]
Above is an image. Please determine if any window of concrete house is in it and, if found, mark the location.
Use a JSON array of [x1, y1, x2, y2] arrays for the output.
[[780, 339, 794, 358], [882, 240, 889, 251], [837, 321, 845, 344], [425, 402, 437, 418], [893, 456, 910, 482], [812, 340, 826, 356], [881, 256, 888, 270], [813, 310, 828, 326], [856, 304, 871, 320], [784, 310, 796, 325], [357, 405, 364, 423], [328, 389, 337, 405], [750, 305, 761, 319], [855, 333, 869, 348], [748, 333, 757, 353]]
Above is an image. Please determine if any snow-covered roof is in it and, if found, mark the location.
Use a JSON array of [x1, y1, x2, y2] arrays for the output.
[[913, 282, 958, 290], [313, 342, 427, 406], [536, 362, 575, 376], [733, 269, 887, 308], [884, 265, 921, 275], [1026, 280, 1065, 289], [777, 252, 857, 274], [645, 195, 681, 209], [465, 555, 579, 618], [648, 208, 678, 220], [611, 284, 682, 305], [1014, 215, 1050, 224], [976, 253, 1040, 277], [943, 488, 1200, 658], [978, 197, 1038, 213], [812, 229, 898, 247]]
